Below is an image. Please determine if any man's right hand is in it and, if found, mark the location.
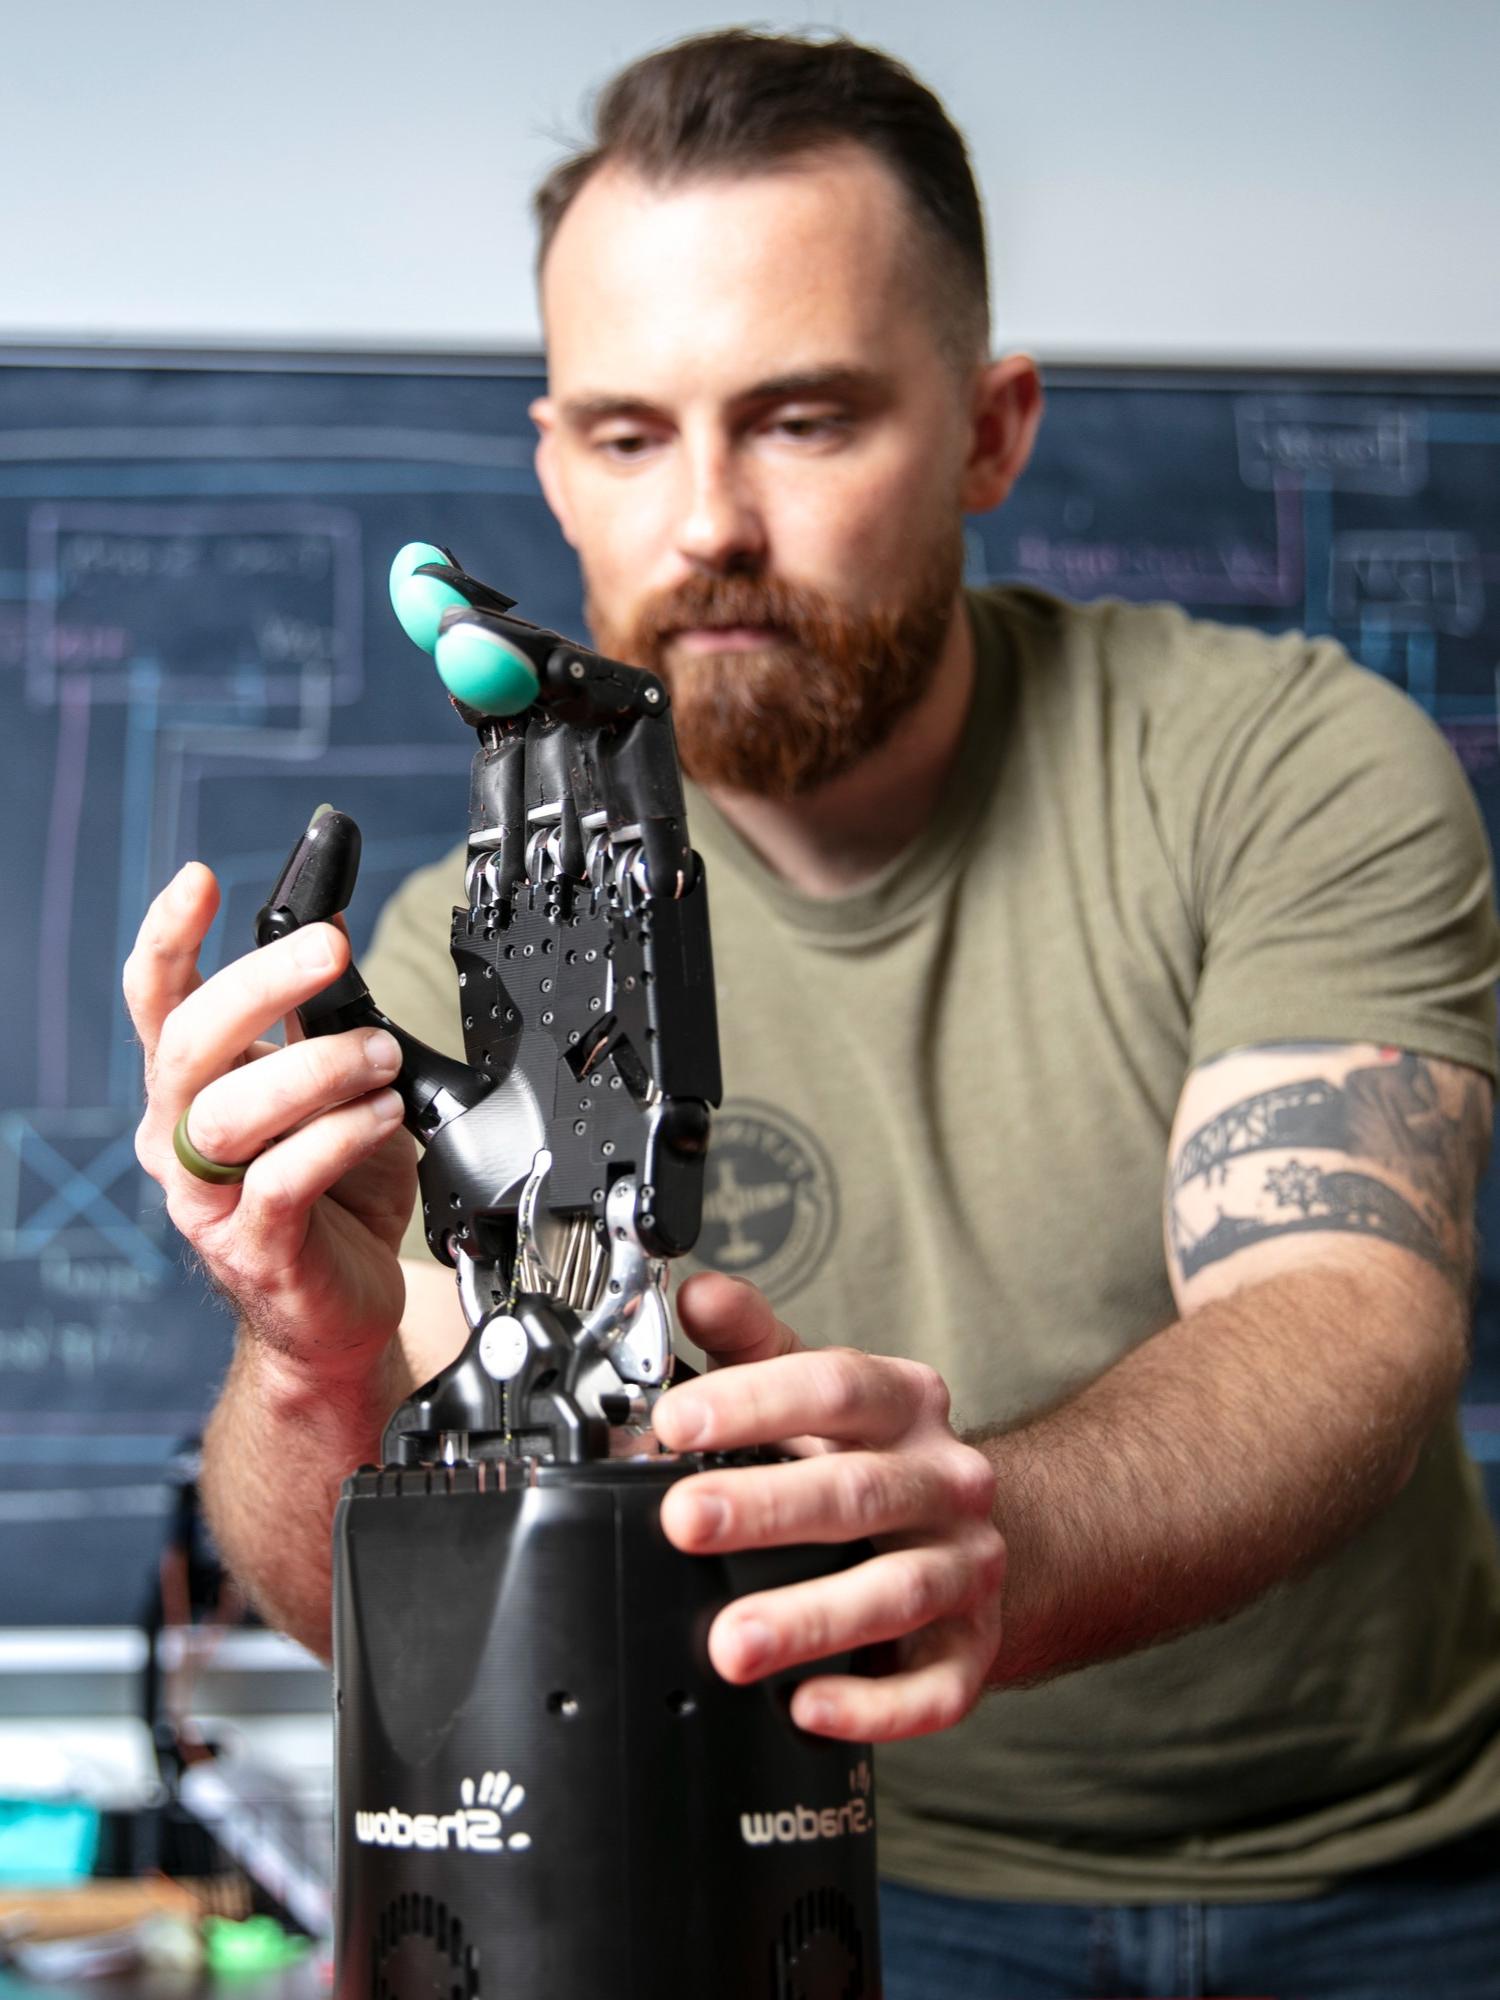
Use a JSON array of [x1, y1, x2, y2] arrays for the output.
[[124, 861, 417, 1381]]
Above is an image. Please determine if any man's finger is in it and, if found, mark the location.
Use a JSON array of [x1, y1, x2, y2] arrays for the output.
[[674, 1271, 802, 1365], [225, 1088, 407, 1263], [122, 863, 219, 1071], [660, 1447, 967, 1553], [706, 1547, 989, 1688], [183, 1029, 404, 1170], [148, 924, 350, 1124], [784, 1623, 990, 1742], [654, 1345, 936, 1454], [283, 912, 352, 1049]]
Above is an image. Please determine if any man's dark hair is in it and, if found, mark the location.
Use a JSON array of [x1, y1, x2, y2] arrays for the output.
[[533, 29, 990, 366]]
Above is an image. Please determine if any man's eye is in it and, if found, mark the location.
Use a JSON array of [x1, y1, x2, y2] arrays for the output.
[[768, 412, 850, 443], [593, 432, 657, 461]]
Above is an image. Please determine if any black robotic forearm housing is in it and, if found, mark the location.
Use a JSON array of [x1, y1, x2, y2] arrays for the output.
[[256, 547, 883, 1997]]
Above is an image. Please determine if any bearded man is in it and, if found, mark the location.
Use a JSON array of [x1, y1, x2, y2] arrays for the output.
[[124, 30, 1500, 1999]]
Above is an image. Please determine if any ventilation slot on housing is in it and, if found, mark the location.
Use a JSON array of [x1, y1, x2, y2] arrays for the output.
[[768, 1883, 865, 2000], [373, 1893, 480, 2000]]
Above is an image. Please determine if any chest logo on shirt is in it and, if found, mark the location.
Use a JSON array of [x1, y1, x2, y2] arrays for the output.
[[692, 1100, 840, 1303]]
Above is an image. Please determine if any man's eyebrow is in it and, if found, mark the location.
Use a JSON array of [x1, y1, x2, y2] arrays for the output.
[[732, 365, 890, 407], [557, 393, 663, 427], [557, 366, 889, 428]]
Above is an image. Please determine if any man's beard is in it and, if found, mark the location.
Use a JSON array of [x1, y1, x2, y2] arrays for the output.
[[585, 533, 964, 799]]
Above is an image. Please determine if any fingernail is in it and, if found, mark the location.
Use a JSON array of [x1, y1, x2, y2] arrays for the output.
[[664, 1392, 709, 1448], [685, 1494, 728, 1545], [370, 1088, 405, 1122], [364, 1029, 401, 1071], [294, 927, 336, 972], [734, 1619, 774, 1676]]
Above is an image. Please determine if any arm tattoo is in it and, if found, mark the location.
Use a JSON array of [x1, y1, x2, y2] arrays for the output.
[[1169, 1053, 1492, 1293]]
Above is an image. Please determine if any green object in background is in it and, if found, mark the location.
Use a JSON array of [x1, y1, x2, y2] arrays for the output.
[[0, 1800, 100, 1884], [203, 1915, 309, 1978], [389, 540, 469, 654], [433, 620, 540, 716]]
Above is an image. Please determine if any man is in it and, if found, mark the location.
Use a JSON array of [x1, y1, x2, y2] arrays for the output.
[[124, 30, 1500, 1999]]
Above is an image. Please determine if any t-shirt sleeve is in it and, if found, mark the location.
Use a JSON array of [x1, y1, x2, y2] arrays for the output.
[[358, 841, 469, 1261], [1187, 643, 1500, 1081]]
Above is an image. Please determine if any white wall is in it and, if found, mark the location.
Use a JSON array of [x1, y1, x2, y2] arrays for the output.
[[1, 0, 1496, 363]]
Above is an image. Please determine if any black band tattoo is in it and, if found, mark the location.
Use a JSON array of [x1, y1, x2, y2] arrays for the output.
[[1169, 1053, 1491, 1291]]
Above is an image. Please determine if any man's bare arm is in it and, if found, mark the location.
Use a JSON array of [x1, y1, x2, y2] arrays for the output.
[[973, 1044, 1490, 1688], [199, 1260, 466, 1657]]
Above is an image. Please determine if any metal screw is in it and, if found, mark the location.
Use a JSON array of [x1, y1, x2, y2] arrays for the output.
[[644, 687, 661, 705], [601, 1141, 615, 1157], [574, 1120, 587, 1136], [568, 659, 586, 680]]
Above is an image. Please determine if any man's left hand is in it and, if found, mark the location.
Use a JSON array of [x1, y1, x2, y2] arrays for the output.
[[653, 1273, 1005, 1742]]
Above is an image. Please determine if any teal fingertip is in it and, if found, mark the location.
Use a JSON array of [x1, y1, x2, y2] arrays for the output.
[[434, 622, 539, 716], [389, 541, 467, 654], [388, 540, 449, 595]]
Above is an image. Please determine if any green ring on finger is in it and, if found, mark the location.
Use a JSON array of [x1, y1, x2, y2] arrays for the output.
[[172, 1104, 252, 1186]]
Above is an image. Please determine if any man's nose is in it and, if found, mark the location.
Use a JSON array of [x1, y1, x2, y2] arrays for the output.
[[674, 450, 766, 574]]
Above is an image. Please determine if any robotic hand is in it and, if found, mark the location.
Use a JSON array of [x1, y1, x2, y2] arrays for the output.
[[256, 541, 721, 1466], [258, 546, 881, 2000]]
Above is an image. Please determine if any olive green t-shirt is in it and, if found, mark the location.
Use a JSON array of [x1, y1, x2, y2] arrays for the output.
[[363, 586, 1500, 1902]]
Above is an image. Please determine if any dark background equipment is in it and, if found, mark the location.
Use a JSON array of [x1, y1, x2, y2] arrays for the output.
[[2, 347, 1498, 1622]]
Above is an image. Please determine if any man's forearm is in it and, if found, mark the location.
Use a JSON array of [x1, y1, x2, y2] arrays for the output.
[[973, 1259, 1467, 1687], [200, 1330, 407, 1658]]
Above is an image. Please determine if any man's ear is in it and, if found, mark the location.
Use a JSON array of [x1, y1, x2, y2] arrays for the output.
[[529, 395, 578, 548], [960, 354, 1044, 516]]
